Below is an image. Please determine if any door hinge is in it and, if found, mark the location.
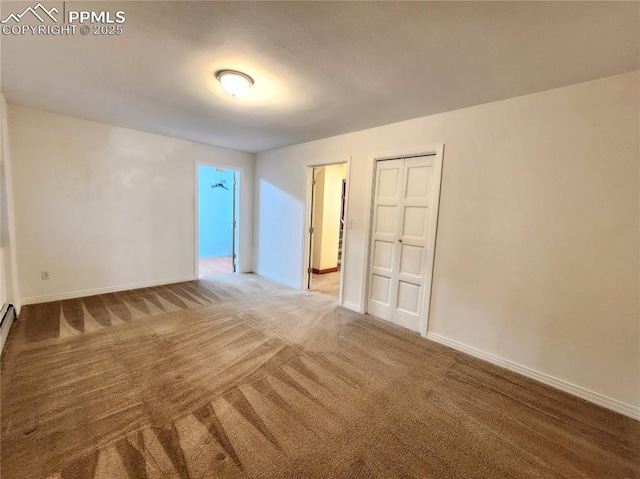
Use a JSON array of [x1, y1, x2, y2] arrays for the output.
[[233, 221, 237, 228], [309, 226, 314, 234], [232, 254, 237, 260], [311, 178, 316, 186], [308, 267, 313, 274]]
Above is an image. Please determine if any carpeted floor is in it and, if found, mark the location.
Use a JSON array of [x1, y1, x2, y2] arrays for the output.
[[199, 256, 234, 277], [310, 271, 340, 297], [2, 273, 638, 478]]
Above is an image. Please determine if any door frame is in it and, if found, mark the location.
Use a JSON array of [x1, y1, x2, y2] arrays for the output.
[[362, 145, 444, 337], [194, 161, 242, 279], [302, 158, 351, 306]]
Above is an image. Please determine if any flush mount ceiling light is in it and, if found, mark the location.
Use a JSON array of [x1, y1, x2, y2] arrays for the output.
[[215, 70, 254, 97]]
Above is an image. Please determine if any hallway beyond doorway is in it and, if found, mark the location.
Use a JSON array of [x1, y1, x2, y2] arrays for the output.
[[306, 162, 348, 301], [310, 271, 340, 297], [199, 256, 233, 277], [196, 163, 239, 278]]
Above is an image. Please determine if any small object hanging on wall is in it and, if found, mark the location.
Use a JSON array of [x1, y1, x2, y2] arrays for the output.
[[211, 181, 229, 190]]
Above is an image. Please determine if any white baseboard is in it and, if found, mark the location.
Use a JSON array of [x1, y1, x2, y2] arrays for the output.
[[426, 332, 640, 421], [341, 301, 362, 313], [254, 271, 299, 290], [0, 304, 17, 355], [19, 275, 197, 308]]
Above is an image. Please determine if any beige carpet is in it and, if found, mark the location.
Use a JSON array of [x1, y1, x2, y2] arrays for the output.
[[2, 274, 638, 478], [310, 271, 340, 297]]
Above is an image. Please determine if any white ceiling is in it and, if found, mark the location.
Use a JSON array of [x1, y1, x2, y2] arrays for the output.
[[2, 1, 638, 153]]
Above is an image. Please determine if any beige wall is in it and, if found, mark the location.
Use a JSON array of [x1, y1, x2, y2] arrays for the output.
[[312, 163, 345, 271], [0, 94, 17, 307], [7, 105, 254, 304], [311, 168, 325, 270], [255, 72, 640, 416], [0, 94, 6, 306]]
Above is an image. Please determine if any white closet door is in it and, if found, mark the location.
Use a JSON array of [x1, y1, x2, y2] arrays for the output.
[[368, 155, 437, 333], [367, 159, 403, 321]]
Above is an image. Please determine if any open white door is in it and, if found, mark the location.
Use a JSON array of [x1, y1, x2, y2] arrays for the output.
[[232, 171, 237, 273]]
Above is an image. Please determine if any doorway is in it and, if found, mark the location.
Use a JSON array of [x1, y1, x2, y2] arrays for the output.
[[366, 149, 443, 335], [305, 162, 348, 299], [196, 164, 238, 278]]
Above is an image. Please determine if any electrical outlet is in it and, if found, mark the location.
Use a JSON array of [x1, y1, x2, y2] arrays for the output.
[[41, 271, 49, 280]]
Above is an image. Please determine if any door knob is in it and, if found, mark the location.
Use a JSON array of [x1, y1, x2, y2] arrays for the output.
[[398, 239, 403, 243]]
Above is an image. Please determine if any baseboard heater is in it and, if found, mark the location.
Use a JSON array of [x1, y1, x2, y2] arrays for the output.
[[0, 303, 17, 355]]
